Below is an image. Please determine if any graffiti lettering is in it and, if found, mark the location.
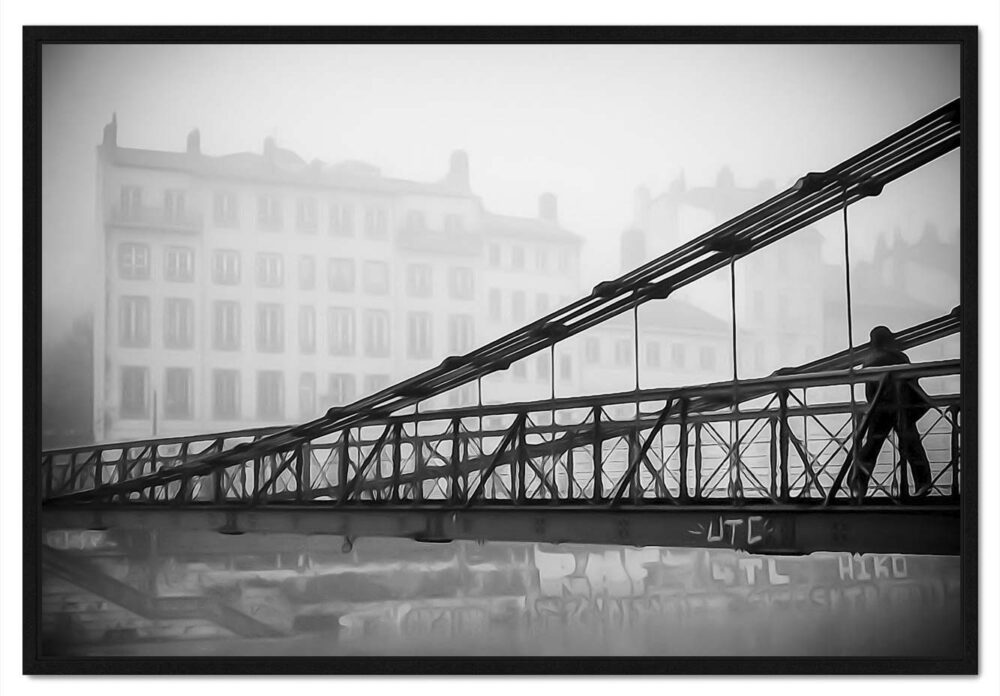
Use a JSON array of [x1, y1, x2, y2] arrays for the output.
[[837, 554, 908, 581], [696, 515, 770, 549]]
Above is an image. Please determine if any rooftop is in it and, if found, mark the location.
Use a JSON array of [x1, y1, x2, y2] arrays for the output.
[[101, 116, 584, 244]]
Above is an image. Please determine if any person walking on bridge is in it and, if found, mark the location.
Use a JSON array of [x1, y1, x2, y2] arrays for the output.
[[850, 326, 934, 500]]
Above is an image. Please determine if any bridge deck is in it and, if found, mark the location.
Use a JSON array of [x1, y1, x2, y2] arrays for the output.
[[41, 502, 961, 556]]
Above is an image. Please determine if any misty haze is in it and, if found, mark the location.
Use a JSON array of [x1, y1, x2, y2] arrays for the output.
[[38, 42, 964, 659]]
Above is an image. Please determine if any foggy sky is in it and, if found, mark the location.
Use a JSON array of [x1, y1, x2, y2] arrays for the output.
[[41, 43, 960, 335]]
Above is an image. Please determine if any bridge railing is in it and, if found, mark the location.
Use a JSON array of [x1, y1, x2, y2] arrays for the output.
[[42, 360, 960, 508], [42, 426, 283, 502]]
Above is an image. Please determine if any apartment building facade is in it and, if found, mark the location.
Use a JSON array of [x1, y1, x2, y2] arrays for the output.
[[93, 117, 583, 442]]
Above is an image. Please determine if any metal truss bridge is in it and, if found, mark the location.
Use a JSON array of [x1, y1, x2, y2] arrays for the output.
[[41, 100, 964, 556]]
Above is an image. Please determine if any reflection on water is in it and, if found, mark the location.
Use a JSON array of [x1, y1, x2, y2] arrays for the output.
[[41, 529, 961, 657]]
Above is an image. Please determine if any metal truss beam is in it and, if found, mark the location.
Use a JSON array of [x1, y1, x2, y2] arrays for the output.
[[40, 505, 961, 556]]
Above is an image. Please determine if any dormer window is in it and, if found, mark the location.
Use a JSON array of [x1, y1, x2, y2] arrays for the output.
[[364, 206, 389, 238], [120, 186, 142, 219], [296, 197, 317, 233], [257, 194, 282, 231], [329, 204, 354, 236], [214, 192, 239, 227], [164, 190, 186, 222]]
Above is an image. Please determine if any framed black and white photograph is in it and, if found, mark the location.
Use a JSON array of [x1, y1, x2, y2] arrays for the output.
[[20, 25, 979, 674]]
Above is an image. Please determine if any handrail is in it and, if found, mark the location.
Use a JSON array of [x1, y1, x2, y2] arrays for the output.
[[41, 360, 958, 459], [43, 360, 960, 505]]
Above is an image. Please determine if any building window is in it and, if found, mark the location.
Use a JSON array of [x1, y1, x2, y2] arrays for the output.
[[671, 343, 686, 369], [536, 249, 549, 271], [328, 373, 355, 406], [364, 310, 391, 357], [364, 374, 390, 394], [296, 197, 317, 233], [407, 312, 433, 359], [511, 246, 525, 270], [299, 306, 316, 354], [449, 267, 474, 300], [559, 354, 572, 382], [488, 289, 502, 321], [298, 373, 316, 419], [448, 314, 474, 353], [488, 243, 501, 268], [164, 246, 194, 282], [444, 214, 463, 233], [257, 194, 282, 231], [256, 253, 284, 287], [584, 337, 601, 363], [163, 298, 194, 349], [212, 250, 240, 285], [164, 367, 193, 419], [329, 204, 354, 236], [164, 190, 186, 223], [699, 346, 717, 370], [328, 307, 355, 355], [255, 303, 284, 353], [406, 264, 432, 297], [214, 191, 239, 228], [614, 339, 633, 367], [511, 291, 526, 323], [328, 257, 355, 292], [120, 366, 148, 418], [212, 369, 240, 420], [256, 371, 284, 421], [212, 301, 241, 351], [363, 260, 390, 295], [119, 296, 150, 347], [298, 255, 316, 290], [118, 243, 150, 280], [120, 186, 142, 218], [364, 206, 389, 239], [406, 210, 426, 231], [535, 293, 550, 316], [536, 354, 550, 382], [646, 341, 661, 368]]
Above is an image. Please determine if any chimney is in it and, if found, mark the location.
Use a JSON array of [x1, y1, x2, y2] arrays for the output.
[[448, 149, 470, 191], [538, 192, 558, 224], [102, 113, 118, 148], [263, 136, 277, 162], [186, 128, 201, 155], [716, 165, 735, 189], [669, 170, 686, 196]]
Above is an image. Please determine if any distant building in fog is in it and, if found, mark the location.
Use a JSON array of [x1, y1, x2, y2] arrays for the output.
[[93, 116, 582, 441], [623, 169, 826, 379], [822, 225, 961, 365]]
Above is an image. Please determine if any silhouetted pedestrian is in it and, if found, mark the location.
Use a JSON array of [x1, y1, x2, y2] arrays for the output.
[[850, 326, 933, 499]]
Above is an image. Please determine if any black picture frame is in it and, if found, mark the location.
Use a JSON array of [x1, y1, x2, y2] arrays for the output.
[[22, 24, 979, 675]]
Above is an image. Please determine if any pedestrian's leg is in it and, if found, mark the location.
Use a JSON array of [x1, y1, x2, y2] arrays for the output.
[[899, 413, 932, 494], [853, 411, 893, 499]]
